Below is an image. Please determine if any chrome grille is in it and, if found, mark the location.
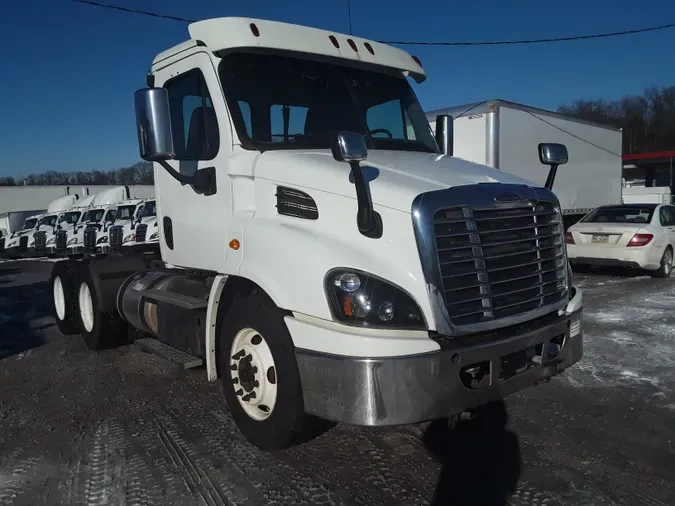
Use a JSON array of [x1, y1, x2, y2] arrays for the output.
[[135, 224, 148, 243], [34, 231, 47, 249], [55, 230, 67, 252], [84, 227, 97, 253], [433, 201, 567, 327], [109, 225, 123, 251]]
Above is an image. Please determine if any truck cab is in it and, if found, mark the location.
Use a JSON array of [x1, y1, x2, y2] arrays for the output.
[[3, 214, 44, 257], [116, 198, 159, 249], [51, 17, 583, 451], [45, 194, 97, 256], [63, 186, 132, 256]]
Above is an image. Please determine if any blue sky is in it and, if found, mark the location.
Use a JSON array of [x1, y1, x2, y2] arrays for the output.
[[2, 0, 675, 177]]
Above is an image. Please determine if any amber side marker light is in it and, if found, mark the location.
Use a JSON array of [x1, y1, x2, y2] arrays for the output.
[[229, 239, 241, 250]]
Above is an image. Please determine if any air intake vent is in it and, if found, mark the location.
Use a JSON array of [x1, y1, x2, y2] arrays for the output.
[[276, 187, 318, 220]]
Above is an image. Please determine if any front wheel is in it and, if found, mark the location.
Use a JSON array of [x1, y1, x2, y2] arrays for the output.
[[650, 247, 673, 278], [218, 289, 307, 451]]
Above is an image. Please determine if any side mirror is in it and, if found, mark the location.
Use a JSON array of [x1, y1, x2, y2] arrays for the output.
[[134, 88, 175, 162], [332, 131, 367, 162], [538, 143, 568, 190], [435, 114, 453, 156], [331, 131, 381, 238], [539, 143, 568, 166]]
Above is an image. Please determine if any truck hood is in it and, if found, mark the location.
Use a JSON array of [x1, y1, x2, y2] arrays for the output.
[[255, 150, 538, 212]]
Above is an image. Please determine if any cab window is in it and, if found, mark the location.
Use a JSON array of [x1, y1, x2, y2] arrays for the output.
[[165, 69, 219, 160]]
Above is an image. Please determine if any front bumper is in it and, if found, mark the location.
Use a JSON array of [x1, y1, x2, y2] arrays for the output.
[[296, 287, 583, 426], [567, 244, 661, 270]]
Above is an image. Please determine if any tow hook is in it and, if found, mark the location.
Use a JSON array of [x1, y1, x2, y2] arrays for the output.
[[447, 410, 476, 430]]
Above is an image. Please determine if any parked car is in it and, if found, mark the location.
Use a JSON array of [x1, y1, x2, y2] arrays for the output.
[[566, 203, 675, 277]]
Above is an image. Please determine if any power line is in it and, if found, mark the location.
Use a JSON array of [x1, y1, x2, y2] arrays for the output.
[[381, 23, 675, 46], [72, 0, 195, 23], [71, 0, 675, 46]]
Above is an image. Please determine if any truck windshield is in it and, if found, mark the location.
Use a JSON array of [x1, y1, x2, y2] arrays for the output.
[[39, 215, 58, 227], [61, 211, 82, 225], [581, 205, 656, 223], [139, 201, 156, 218], [117, 205, 137, 220], [83, 209, 105, 223], [220, 52, 438, 153], [21, 218, 38, 230]]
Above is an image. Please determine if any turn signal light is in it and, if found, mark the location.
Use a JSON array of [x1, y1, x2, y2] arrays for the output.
[[565, 231, 575, 244], [627, 233, 653, 247]]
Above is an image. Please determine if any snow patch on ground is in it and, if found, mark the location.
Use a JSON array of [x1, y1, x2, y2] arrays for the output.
[[566, 301, 675, 399]]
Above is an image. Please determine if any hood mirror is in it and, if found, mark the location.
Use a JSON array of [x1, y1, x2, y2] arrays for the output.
[[539, 143, 568, 190], [332, 132, 382, 239]]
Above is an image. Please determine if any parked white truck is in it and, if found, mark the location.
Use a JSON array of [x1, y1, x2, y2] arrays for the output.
[[0, 209, 47, 255], [3, 195, 79, 258], [42, 194, 97, 256], [426, 100, 624, 229], [48, 17, 583, 450]]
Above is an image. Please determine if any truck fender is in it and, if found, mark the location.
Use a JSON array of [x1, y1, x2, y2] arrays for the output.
[[205, 274, 228, 382]]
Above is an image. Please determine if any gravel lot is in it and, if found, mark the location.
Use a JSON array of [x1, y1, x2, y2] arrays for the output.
[[0, 259, 674, 506]]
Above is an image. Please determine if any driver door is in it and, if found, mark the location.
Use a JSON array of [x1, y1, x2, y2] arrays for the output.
[[153, 52, 233, 272]]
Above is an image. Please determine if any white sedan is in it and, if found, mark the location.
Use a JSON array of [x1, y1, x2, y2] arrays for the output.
[[566, 203, 675, 278]]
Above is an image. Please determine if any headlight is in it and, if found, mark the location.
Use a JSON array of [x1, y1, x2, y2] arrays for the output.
[[325, 268, 426, 330], [47, 237, 55, 245], [149, 232, 158, 240], [67, 237, 78, 245], [97, 236, 109, 244], [123, 234, 136, 243]]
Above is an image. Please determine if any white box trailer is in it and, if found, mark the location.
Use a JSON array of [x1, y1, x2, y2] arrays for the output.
[[426, 99, 623, 227]]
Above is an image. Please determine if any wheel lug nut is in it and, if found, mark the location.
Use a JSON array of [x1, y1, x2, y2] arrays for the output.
[[232, 350, 245, 360], [251, 366, 258, 374], [232, 377, 239, 384], [253, 380, 259, 388], [235, 389, 243, 396], [230, 364, 237, 371]]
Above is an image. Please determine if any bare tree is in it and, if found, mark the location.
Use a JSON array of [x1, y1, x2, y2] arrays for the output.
[[559, 85, 675, 154]]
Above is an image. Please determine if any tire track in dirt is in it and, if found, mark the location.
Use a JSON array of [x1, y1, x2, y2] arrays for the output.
[[162, 398, 344, 506]]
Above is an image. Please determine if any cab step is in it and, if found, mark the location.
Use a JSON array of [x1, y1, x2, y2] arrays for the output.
[[134, 338, 204, 369], [138, 288, 208, 310]]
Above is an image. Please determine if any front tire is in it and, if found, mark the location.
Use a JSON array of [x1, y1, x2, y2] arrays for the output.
[[49, 260, 81, 335], [218, 289, 306, 451], [651, 247, 673, 278]]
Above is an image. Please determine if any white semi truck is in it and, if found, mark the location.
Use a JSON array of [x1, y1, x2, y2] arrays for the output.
[[426, 100, 624, 229], [3, 195, 79, 258], [49, 17, 583, 450]]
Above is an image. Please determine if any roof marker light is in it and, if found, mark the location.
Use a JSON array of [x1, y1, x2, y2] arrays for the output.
[[329, 35, 340, 48], [411, 55, 422, 67], [250, 23, 260, 37], [364, 42, 375, 55], [347, 39, 358, 52]]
